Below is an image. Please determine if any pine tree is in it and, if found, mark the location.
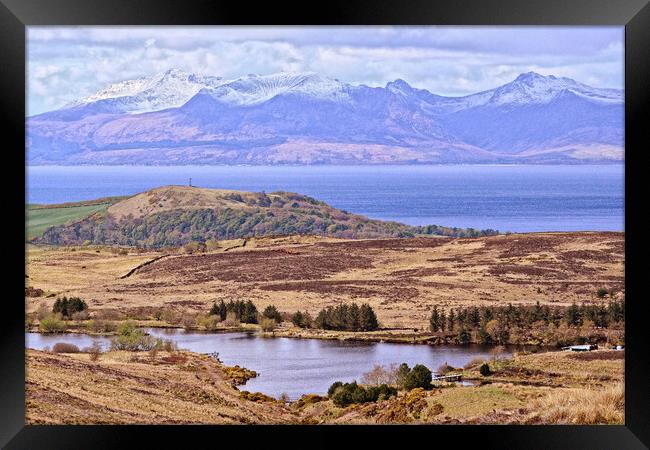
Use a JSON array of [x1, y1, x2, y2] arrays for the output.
[[565, 303, 581, 327], [469, 307, 480, 328], [481, 307, 494, 326], [447, 308, 455, 332], [315, 308, 330, 329], [262, 305, 282, 323], [291, 310, 304, 328], [243, 300, 258, 324], [429, 306, 440, 332], [360, 304, 379, 331], [218, 300, 227, 321], [348, 303, 361, 331]]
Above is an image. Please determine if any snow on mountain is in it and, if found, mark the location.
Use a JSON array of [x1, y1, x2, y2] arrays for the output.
[[65, 68, 227, 114], [203, 72, 352, 106], [28, 70, 624, 165], [59, 69, 621, 114], [483, 72, 621, 107]]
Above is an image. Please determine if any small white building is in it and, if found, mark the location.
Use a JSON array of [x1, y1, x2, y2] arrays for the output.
[[562, 344, 598, 352]]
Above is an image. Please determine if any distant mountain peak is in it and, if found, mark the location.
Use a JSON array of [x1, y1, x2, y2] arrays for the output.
[[64, 68, 226, 114], [515, 71, 547, 81], [28, 69, 623, 166], [386, 78, 415, 94], [479, 71, 621, 107]]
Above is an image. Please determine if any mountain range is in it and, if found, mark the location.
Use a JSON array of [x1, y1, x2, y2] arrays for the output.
[[27, 69, 624, 165]]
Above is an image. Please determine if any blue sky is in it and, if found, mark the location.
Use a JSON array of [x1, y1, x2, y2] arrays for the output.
[[27, 26, 624, 115]]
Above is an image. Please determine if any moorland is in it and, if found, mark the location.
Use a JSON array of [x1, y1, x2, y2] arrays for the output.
[[25, 185, 625, 424]]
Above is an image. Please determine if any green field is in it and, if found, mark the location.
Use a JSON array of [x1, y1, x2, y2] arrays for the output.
[[26, 196, 132, 241], [26, 204, 110, 240]]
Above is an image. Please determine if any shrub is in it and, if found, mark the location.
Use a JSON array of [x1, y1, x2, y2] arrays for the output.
[[39, 314, 66, 333], [110, 321, 157, 351], [198, 314, 221, 331], [25, 286, 44, 297], [293, 394, 326, 408], [479, 363, 492, 376], [83, 342, 102, 361], [328, 381, 396, 407], [240, 391, 276, 403], [395, 363, 411, 389], [262, 305, 282, 323], [328, 381, 343, 397], [181, 314, 197, 330], [87, 319, 117, 334], [365, 384, 397, 402], [52, 342, 80, 353], [223, 311, 240, 327], [404, 364, 433, 390], [291, 310, 312, 328], [361, 364, 399, 386], [437, 362, 453, 375], [36, 304, 51, 321], [330, 381, 364, 407], [596, 288, 609, 299], [160, 308, 180, 325], [457, 328, 471, 344], [52, 296, 88, 318], [259, 317, 277, 332]]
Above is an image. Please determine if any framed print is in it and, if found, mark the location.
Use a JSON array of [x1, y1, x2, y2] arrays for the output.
[[1, 0, 648, 448]]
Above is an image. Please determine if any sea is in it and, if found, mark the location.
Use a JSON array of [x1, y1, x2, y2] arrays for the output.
[[26, 165, 624, 233]]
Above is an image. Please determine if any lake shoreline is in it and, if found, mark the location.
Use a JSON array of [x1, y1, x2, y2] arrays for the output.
[[25, 346, 624, 424], [26, 325, 564, 352]]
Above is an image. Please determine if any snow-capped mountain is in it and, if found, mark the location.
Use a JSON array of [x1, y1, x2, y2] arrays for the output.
[[65, 68, 227, 114], [202, 72, 352, 106], [477, 72, 621, 107], [27, 70, 624, 165]]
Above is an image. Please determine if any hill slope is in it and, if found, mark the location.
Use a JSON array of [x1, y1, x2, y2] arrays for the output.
[[27, 70, 623, 165], [34, 186, 497, 247]]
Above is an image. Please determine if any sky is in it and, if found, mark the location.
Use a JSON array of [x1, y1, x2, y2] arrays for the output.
[[27, 26, 624, 116]]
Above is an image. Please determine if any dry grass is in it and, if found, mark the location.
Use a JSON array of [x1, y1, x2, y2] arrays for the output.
[[527, 383, 624, 424], [27, 232, 624, 330], [26, 349, 296, 424], [27, 346, 624, 425]]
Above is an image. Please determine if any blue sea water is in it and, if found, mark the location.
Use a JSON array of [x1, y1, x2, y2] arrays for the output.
[[26, 165, 624, 232]]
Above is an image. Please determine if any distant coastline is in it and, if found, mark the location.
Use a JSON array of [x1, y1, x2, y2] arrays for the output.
[[26, 165, 624, 233]]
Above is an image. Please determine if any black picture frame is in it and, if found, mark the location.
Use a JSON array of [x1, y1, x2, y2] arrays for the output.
[[1, 0, 648, 448]]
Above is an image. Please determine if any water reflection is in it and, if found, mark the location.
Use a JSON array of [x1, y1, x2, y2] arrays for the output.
[[27, 329, 521, 399]]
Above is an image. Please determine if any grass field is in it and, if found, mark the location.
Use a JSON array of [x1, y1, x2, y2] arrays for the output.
[[26, 196, 128, 240], [27, 204, 109, 240]]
